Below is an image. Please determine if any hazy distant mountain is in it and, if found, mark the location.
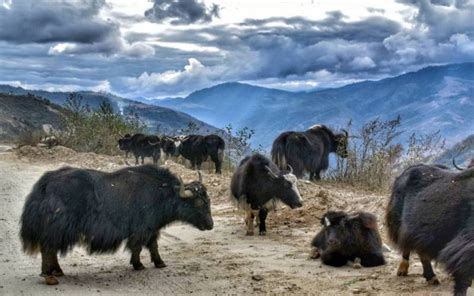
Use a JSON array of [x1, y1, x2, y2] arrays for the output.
[[0, 85, 217, 135], [154, 63, 474, 148]]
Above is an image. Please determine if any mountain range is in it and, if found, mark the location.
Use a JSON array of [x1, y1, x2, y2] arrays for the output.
[[1, 63, 472, 151], [0, 85, 217, 135], [153, 63, 473, 149]]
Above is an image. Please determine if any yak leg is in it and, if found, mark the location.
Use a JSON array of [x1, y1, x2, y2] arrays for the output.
[[258, 208, 269, 236], [141, 156, 145, 164], [245, 210, 255, 236], [397, 251, 410, 276], [453, 273, 471, 296], [359, 253, 385, 267], [210, 154, 222, 174], [310, 171, 321, 181], [130, 246, 145, 270], [134, 154, 139, 165], [419, 253, 439, 285], [41, 248, 60, 285], [321, 252, 348, 267], [148, 235, 166, 268]]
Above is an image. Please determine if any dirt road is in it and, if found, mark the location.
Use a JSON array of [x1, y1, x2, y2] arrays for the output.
[[0, 148, 468, 295]]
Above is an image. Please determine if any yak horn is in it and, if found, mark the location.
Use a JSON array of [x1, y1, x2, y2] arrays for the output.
[[342, 129, 349, 138], [148, 140, 160, 146], [178, 176, 194, 198], [452, 158, 465, 171], [287, 164, 294, 174], [265, 165, 279, 179], [198, 170, 203, 183], [324, 217, 331, 227]]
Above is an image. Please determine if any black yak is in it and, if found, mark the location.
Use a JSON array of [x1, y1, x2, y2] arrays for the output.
[[271, 124, 348, 180], [230, 154, 303, 235], [179, 134, 225, 174], [20, 165, 213, 285], [311, 211, 385, 268], [118, 133, 161, 165], [386, 164, 474, 296]]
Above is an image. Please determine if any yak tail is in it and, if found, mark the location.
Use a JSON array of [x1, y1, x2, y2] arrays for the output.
[[271, 138, 287, 170], [439, 229, 474, 278], [20, 176, 50, 255], [218, 148, 224, 162], [385, 190, 406, 247]]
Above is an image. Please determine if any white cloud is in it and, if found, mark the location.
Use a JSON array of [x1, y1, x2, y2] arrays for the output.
[[123, 58, 220, 97], [349, 56, 377, 69]]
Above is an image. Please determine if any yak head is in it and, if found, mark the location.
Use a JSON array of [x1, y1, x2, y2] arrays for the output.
[[118, 134, 132, 151], [266, 165, 303, 209], [176, 172, 213, 231], [166, 136, 182, 156], [318, 211, 378, 253], [334, 129, 349, 158]]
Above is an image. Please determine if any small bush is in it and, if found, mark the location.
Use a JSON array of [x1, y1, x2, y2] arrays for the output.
[[15, 130, 47, 147], [331, 116, 445, 191], [55, 93, 144, 155], [217, 124, 256, 173]]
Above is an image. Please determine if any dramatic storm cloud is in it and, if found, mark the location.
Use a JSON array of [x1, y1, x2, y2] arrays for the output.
[[145, 0, 220, 24], [0, 0, 472, 98]]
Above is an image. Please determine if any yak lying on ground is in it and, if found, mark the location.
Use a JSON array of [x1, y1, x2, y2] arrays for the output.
[[20, 165, 213, 285], [118, 133, 161, 165], [230, 154, 303, 235], [311, 211, 385, 268], [271, 124, 348, 180], [386, 164, 474, 296], [179, 134, 225, 174]]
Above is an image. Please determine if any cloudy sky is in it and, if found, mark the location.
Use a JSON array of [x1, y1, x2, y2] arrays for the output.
[[0, 0, 473, 98]]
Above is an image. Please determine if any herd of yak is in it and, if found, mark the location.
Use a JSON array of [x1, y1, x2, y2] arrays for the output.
[[20, 124, 474, 295]]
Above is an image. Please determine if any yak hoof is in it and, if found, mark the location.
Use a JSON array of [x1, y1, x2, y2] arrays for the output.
[[427, 277, 440, 286], [246, 230, 254, 236], [397, 270, 408, 276], [53, 270, 64, 277], [259, 231, 266, 236], [309, 248, 321, 259], [397, 260, 409, 276], [45, 275, 59, 285], [352, 258, 362, 269], [133, 263, 145, 271], [154, 262, 167, 269]]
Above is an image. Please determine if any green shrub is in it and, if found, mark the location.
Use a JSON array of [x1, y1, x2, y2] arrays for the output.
[[56, 93, 144, 155]]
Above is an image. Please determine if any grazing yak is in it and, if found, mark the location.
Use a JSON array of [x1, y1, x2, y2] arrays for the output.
[[230, 154, 303, 235], [311, 211, 385, 268], [386, 164, 474, 296], [271, 124, 348, 180], [179, 134, 225, 174], [20, 165, 213, 285], [118, 133, 161, 165]]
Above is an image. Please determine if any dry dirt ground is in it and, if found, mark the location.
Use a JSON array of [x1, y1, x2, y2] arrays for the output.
[[0, 145, 470, 295]]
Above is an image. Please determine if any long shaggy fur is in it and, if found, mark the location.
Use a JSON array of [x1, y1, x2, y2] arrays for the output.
[[20, 165, 212, 256], [386, 164, 474, 294], [179, 134, 225, 174], [271, 125, 347, 179]]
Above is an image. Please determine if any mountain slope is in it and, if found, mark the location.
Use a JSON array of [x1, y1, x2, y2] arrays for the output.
[[0, 86, 218, 135], [0, 93, 64, 142], [153, 63, 474, 148]]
